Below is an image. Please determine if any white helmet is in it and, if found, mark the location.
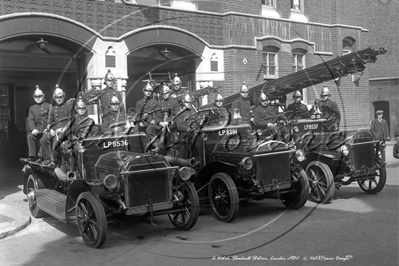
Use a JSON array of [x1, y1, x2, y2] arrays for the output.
[[75, 95, 87, 113], [321, 86, 330, 97], [33, 85, 45, 103], [53, 84, 65, 101]]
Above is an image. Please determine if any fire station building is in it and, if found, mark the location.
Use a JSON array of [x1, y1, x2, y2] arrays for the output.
[[0, 0, 397, 141]]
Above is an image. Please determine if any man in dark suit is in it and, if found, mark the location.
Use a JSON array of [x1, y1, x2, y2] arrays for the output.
[[370, 110, 390, 162], [370, 110, 390, 141]]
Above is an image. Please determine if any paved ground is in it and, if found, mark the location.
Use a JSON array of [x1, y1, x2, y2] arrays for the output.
[[0, 141, 398, 240]]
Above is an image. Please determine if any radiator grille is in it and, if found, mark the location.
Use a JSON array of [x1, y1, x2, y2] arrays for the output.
[[255, 152, 291, 186], [349, 143, 375, 170], [124, 168, 172, 208]]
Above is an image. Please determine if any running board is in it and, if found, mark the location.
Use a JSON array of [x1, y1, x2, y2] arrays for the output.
[[36, 189, 75, 223]]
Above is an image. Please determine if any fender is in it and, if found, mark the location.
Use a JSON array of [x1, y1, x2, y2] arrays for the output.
[[193, 160, 237, 198], [66, 180, 106, 217], [23, 167, 53, 194]]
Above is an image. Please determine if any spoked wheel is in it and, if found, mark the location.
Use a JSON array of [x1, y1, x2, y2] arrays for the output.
[[168, 182, 200, 230], [281, 166, 309, 209], [358, 167, 387, 194], [76, 192, 107, 248], [306, 161, 335, 204], [208, 173, 239, 223], [26, 174, 46, 218]]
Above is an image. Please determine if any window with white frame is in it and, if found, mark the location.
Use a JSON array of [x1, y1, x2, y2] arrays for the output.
[[262, 0, 275, 7], [261, 0, 280, 18], [291, 0, 303, 11], [160, 0, 197, 10], [292, 50, 305, 73], [263, 46, 279, 79], [342, 37, 355, 55]]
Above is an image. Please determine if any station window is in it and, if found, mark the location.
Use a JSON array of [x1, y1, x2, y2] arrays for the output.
[[292, 50, 305, 73], [343, 37, 355, 55], [105, 46, 116, 68], [263, 46, 279, 79], [210, 53, 218, 72], [291, 0, 303, 11], [261, 0, 275, 7]]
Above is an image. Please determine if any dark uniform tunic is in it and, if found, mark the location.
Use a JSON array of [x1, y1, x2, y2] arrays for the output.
[[171, 88, 188, 107], [286, 101, 310, 120], [101, 111, 127, 133], [231, 96, 251, 122], [254, 104, 277, 126], [135, 97, 158, 129], [175, 108, 199, 132], [41, 102, 73, 161], [320, 99, 340, 131], [27, 102, 51, 158], [206, 107, 230, 126], [146, 97, 180, 139], [99, 87, 125, 115]]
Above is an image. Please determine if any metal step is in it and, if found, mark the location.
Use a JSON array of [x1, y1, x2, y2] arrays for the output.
[[36, 189, 73, 223]]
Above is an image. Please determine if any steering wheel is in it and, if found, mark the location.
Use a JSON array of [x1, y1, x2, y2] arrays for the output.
[[188, 115, 207, 130], [75, 124, 101, 147], [276, 110, 294, 122]]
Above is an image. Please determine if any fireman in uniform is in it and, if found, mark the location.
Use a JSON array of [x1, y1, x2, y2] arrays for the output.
[[176, 93, 199, 133], [101, 93, 128, 133], [319, 86, 341, 131], [146, 84, 180, 140], [41, 85, 73, 167], [207, 92, 229, 125], [231, 82, 252, 123], [135, 82, 158, 132], [99, 69, 125, 116], [26, 85, 52, 162], [254, 91, 277, 127], [170, 73, 187, 106], [286, 91, 310, 120]]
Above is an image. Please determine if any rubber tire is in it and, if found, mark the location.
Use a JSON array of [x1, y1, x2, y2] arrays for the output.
[[208, 173, 239, 223], [282, 166, 309, 209], [306, 161, 335, 204], [168, 182, 200, 230], [27, 174, 47, 218], [76, 192, 107, 248], [358, 166, 387, 194]]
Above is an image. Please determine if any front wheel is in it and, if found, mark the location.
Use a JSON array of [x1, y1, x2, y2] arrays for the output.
[[76, 192, 107, 248], [281, 166, 309, 209], [26, 174, 46, 218], [358, 167, 387, 194], [306, 161, 335, 204], [168, 182, 200, 230], [208, 173, 239, 223]]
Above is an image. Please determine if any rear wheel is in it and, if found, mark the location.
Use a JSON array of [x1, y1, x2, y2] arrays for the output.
[[306, 161, 335, 204], [358, 166, 387, 194], [168, 182, 200, 230], [281, 166, 309, 209], [76, 192, 107, 248], [26, 174, 46, 218], [208, 173, 239, 223]]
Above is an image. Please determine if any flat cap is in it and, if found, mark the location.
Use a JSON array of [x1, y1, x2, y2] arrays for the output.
[[376, 110, 383, 114]]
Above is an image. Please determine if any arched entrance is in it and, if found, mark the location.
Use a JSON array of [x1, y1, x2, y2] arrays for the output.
[[126, 44, 201, 106], [123, 27, 206, 107], [0, 14, 96, 162]]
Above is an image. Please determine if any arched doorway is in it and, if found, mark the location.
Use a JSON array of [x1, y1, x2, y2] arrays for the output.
[[0, 34, 92, 162], [123, 27, 207, 108], [126, 44, 201, 107]]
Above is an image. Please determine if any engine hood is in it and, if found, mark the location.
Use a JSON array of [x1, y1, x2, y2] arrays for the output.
[[94, 151, 168, 173]]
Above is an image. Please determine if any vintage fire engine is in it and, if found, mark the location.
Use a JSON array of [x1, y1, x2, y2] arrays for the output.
[[21, 121, 199, 248], [222, 46, 387, 204], [166, 107, 309, 223]]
